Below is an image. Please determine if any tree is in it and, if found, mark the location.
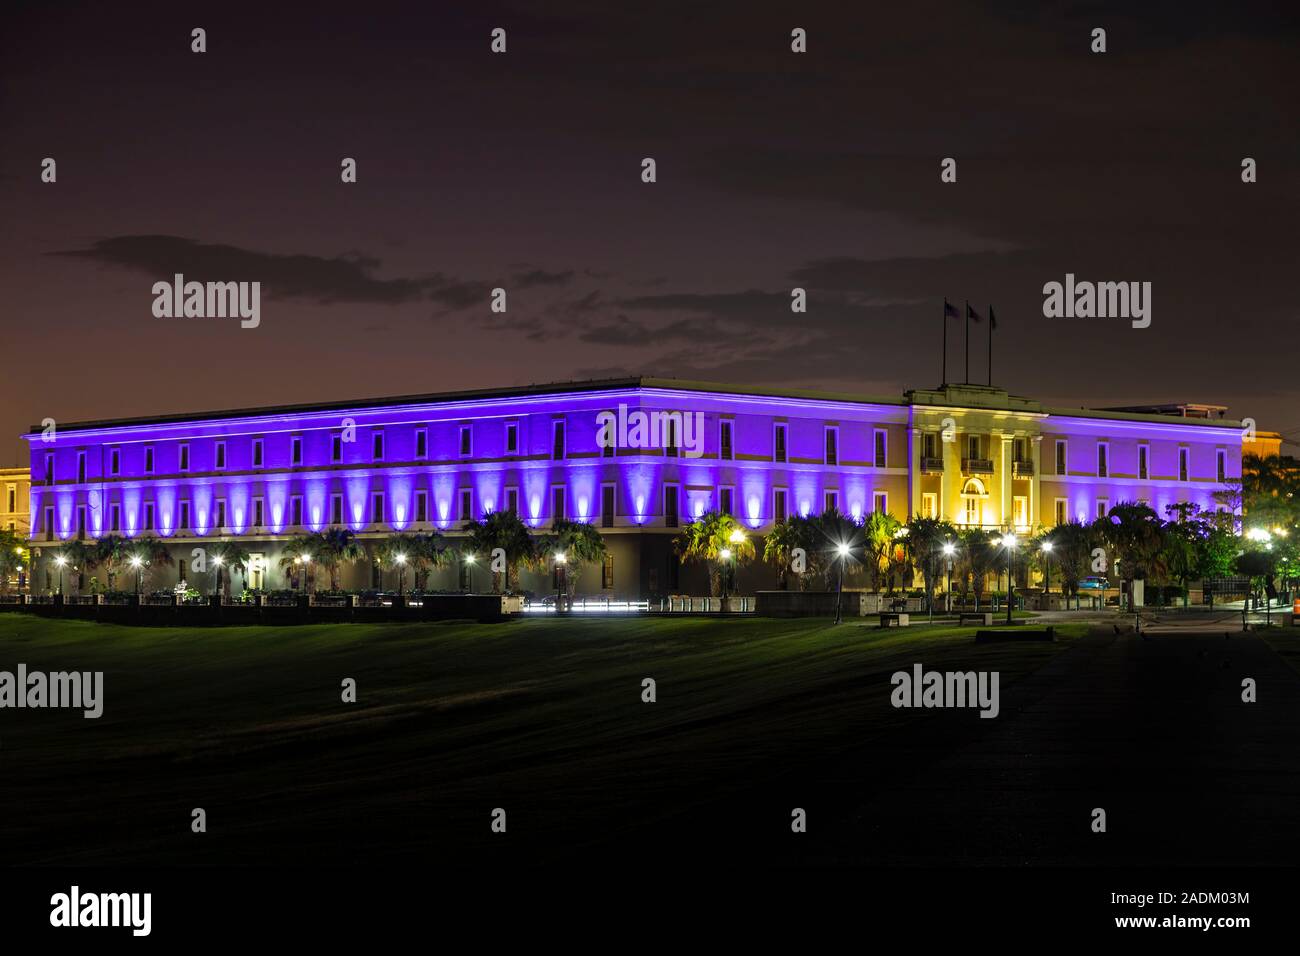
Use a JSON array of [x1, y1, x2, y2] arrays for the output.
[[464, 510, 537, 592], [1093, 502, 1167, 607], [54, 540, 95, 592], [128, 536, 174, 591], [0, 529, 26, 593], [408, 532, 451, 591], [309, 528, 366, 591], [536, 518, 608, 598], [763, 517, 816, 590], [373, 534, 419, 592], [1043, 521, 1095, 609], [209, 540, 251, 597], [902, 518, 959, 612], [90, 534, 135, 591], [861, 511, 901, 593], [674, 510, 755, 597], [815, 508, 863, 590], [278, 535, 317, 590], [957, 528, 999, 609]]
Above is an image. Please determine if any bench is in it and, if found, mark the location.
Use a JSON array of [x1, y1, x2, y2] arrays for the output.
[[959, 612, 993, 626], [879, 612, 910, 627]]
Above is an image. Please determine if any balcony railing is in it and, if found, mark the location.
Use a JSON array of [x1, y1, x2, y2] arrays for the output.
[[962, 458, 995, 475], [920, 457, 944, 474], [1013, 460, 1034, 477]]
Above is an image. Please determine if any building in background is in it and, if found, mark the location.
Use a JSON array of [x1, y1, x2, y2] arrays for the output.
[[0, 466, 30, 535], [21, 378, 1243, 598]]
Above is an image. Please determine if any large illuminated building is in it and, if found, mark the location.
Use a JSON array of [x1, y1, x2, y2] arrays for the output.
[[22, 379, 1243, 598], [0, 466, 30, 536]]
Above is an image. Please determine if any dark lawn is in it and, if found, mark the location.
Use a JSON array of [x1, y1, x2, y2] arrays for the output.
[[0, 613, 1086, 866]]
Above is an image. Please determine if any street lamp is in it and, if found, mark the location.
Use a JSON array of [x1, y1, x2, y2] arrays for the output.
[[942, 541, 956, 613], [55, 554, 68, 596], [463, 553, 476, 593], [212, 554, 223, 597], [129, 555, 143, 595], [1040, 540, 1053, 608], [395, 553, 407, 596], [554, 551, 567, 610], [834, 541, 851, 624], [1003, 533, 1018, 625], [719, 547, 733, 601]]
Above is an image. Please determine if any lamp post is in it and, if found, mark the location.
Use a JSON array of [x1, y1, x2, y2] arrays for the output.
[[719, 548, 732, 603], [395, 553, 407, 596], [1003, 533, 1017, 625], [1040, 540, 1053, 609], [726, 529, 746, 606], [554, 551, 567, 611], [942, 541, 956, 614], [130, 555, 143, 595], [464, 553, 476, 593], [212, 555, 223, 598], [834, 542, 851, 625], [55, 554, 67, 596]]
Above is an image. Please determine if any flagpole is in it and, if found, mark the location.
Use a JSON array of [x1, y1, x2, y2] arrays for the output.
[[964, 299, 970, 384], [988, 306, 993, 386], [942, 300, 948, 385]]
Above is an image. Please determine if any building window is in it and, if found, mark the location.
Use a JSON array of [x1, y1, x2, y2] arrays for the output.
[[460, 488, 472, 522], [329, 494, 341, 526], [874, 492, 888, 516], [253, 498, 264, 528], [774, 488, 787, 524], [331, 434, 343, 463], [415, 428, 428, 459], [415, 490, 428, 524], [178, 445, 189, 473], [874, 429, 887, 468], [601, 484, 615, 528], [1179, 448, 1189, 482], [253, 438, 264, 468], [1096, 499, 1108, 519], [291, 496, 303, 527], [215, 441, 226, 470], [665, 418, 679, 457], [965, 497, 979, 526], [506, 488, 519, 515], [967, 435, 980, 461], [551, 485, 566, 523], [923, 432, 938, 459], [720, 487, 734, 516], [215, 499, 226, 529], [506, 422, 518, 454], [179, 501, 191, 531], [922, 492, 938, 519], [601, 553, 615, 590], [45, 452, 55, 484], [1055, 440, 1067, 476], [1097, 442, 1108, 478], [459, 425, 472, 457], [144, 502, 155, 532], [291, 436, 303, 466], [1138, 445, 1148, 480], [824, 490, 839, 514], [664, 485, 679, 529], [825, 427, 838, 466], [720, 420, 733, 460], [773, 423, 787, 463], [77, 451, 87, 483], [1054, 498, 1067, 526], [1013, 495, 1028, 529], [110, 448, 120, 476], [552, 421, 566, 460], [372, 492, 385, 525], [44, 505, 54, 541], [1217, 450, 1226, 483], [372, 431, 385, 461], [110, 503, 121, 532], [5, 485, 14, 512]]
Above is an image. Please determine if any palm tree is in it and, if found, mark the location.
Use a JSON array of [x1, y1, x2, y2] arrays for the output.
[[762, 517, 815, 590], [862, 511, 901, 593], [536, 518, 608, 598], [408, 532, 451, 591], [55, 540, 95, 593], [92, 534, 133, 592], [309, 528, 367, 591], [128, 536, 174, 593], [278, 535, 317, 591], [902, 517, 959, 614], [674, 510, 755, 597], [1043, 521, 1095, 609], [815, 507, 864, 590], [1093, 501, 1167, 608], [373, 533, 422, 592], [209, 540, 251, 597], [0, 529, 26, 593], [958, 527, 998, 610], [464, 510, 537, 592]]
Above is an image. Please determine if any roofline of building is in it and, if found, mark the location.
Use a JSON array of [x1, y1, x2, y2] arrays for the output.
[[24, 376, 1243, 437]]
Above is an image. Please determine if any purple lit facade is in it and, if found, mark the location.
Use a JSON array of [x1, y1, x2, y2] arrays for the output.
[[22, 379, 1242, 597]]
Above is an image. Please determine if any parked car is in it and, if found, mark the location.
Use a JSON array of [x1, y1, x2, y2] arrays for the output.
[[1079, 576, 1110, 590]]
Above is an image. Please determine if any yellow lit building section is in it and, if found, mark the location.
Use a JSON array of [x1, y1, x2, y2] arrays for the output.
[[0, 466, 30, 536]]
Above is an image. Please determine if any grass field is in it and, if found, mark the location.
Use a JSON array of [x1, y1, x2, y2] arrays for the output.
[[0, 612, 1089, 866]]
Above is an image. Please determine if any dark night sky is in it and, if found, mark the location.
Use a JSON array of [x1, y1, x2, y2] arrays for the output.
[[2, 0, 1297, 466]]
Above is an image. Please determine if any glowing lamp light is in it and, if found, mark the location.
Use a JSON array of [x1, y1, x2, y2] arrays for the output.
[[1003, 534, 1017, 549], [729, 529, 746, 544], [836, 542, 851, 558], [942, 542, 956, 556], [464, 553, 476, 565], [396, 553, 407, 565], [129, 556, 143, 568], [554, 552, 567, 564], [719, 548, 732, 561], [55, 555, 68, 567], [1041, 541, 1054, 553]]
